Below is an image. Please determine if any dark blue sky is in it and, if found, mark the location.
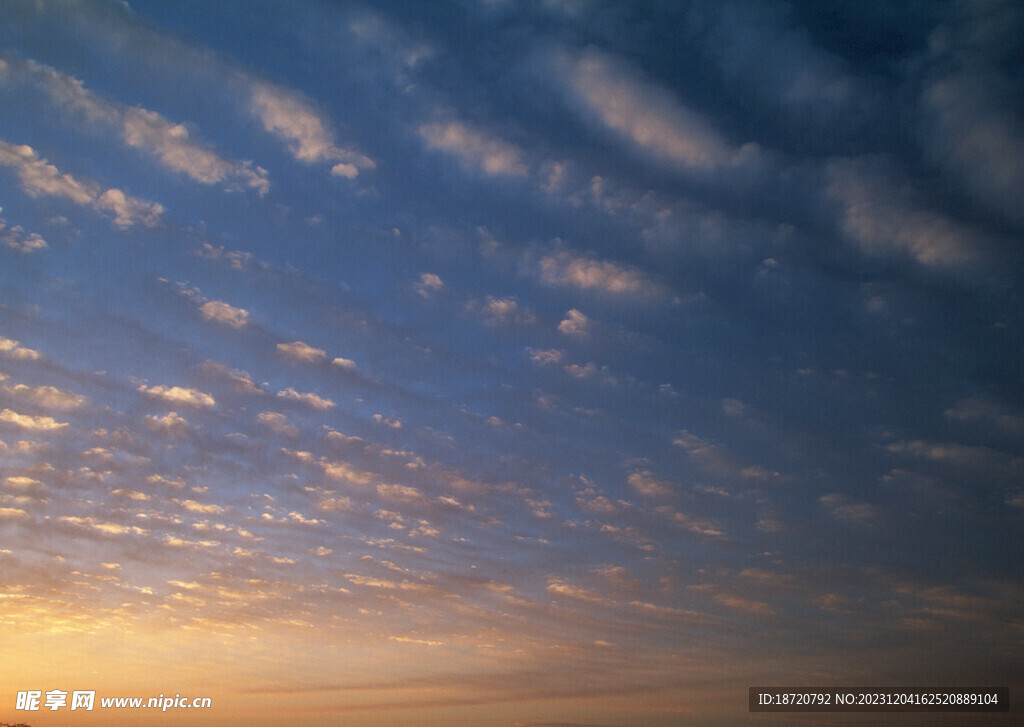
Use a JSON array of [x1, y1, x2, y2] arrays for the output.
[[1, 1, 1022, 724]]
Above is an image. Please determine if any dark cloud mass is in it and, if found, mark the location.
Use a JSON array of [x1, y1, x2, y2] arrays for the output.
[[0, 1, 1021, 725]]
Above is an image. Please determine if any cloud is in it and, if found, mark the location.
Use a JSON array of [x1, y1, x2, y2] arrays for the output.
[[547, 46, 758, 169], [469, 296, 535, 326], [144, 411, 188, 437], [538, 251, 660, 296], [331, 357, 357, 370], [887, 439, 1020, 473], [415, 272, 444, 298], [276, 340, 327, 363], [527, 348, 564, 366], [250, 81, 374, 176], [0, 140, 163, 228], [627, 471, 673, 498], [198, 300, 250, 329], [819, 493, 879, 525], [686, 1, 870, 132], [826, 157, 986, 270], [2, 383, 84, 409], [2, 57, 270, 194], [557, 309, 590, 338], [419, 119, 529, 177], [137, 384, 215, 408], [917, 4, 1024, 223], [945, 396, 1024, 436], [0, 210, 47, 253], [196, 360, 262, 393], [0, 337, 41, 360], [0, 408, 68, 431], [257, 411, 299, 437], [673, 430, 777, 482], [546, 577, 611, 605], [277, 388, 335, 410]]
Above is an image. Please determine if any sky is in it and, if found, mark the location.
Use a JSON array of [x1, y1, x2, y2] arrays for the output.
[[1, 1, 1022, 725]]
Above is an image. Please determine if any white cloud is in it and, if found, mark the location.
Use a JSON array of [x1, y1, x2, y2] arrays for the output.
[[250, 81, 374, 175], [0, 337, 42, 360], [277, 387, 335, 410], [276, 340, 327, 363], [178, 499, 225, 515], [627, 471, 673, 498], [470, 296, 535, 326], [418, 120, 528, 177], [546, 577, 611, 604], [527, 347, 564, 366], [549, 46, 757, 169], [144, 411, 189, 437], [826, 158, 986, 270], [3, 58, 271, 194], [557, 308, 590, 337], [0, 140, 163, 228], [199, 300, 250, 329], [944, 396, 1024, 436], [919, 13, 1024, 224], [819, 493, 879, 525], [257, 411, 299, 437], [0, 409, 68, 431], [0, 211, 47, 253], [373, 413, 402, 429], [2, 383, 84, 409], [538, 250, 659, 296], [137, 384, 215, 408], [331, 357, 357, 370], [415, 272, 444, 298], [197, 360, 262, 393]]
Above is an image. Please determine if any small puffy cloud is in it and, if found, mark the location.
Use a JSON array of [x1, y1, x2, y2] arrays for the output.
[[199, 300, 250, 329], [277, 340, 327, 363], [250, 81, 374, 175], [0, 140, 164, 228], [470, 296, 535, 326], [538, 250, 660, 296], [419, 119, 528, 177], [177, 499, 225, 515], [721, 398, 746, 416], [3, 383, 84, 409], [137, 384, 215, 408], [0, 408, 68, 431], [819, 494, 879, 525], [0, 211, 47, 253], [277, 387, 335, 410], [144, 411, 189, 437], [627, 470, 673, 498], [548, 46, 757, 169], [557, 308, 590, 337], [0, 337, 42, 360], [331, 357, 357, 370], [546, 577, 611, 604], [527, 347, 564, 366], [197, 360, 262, 393], [826, 158, 986, 270], [373, 413, 402, 429], [415, 272, 444, 298], [257, 411, 298, 437], [377, 483, 422, 501]]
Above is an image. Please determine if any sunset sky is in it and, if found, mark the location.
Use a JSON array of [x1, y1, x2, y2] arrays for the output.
[[1, 1, 1022, 725]]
